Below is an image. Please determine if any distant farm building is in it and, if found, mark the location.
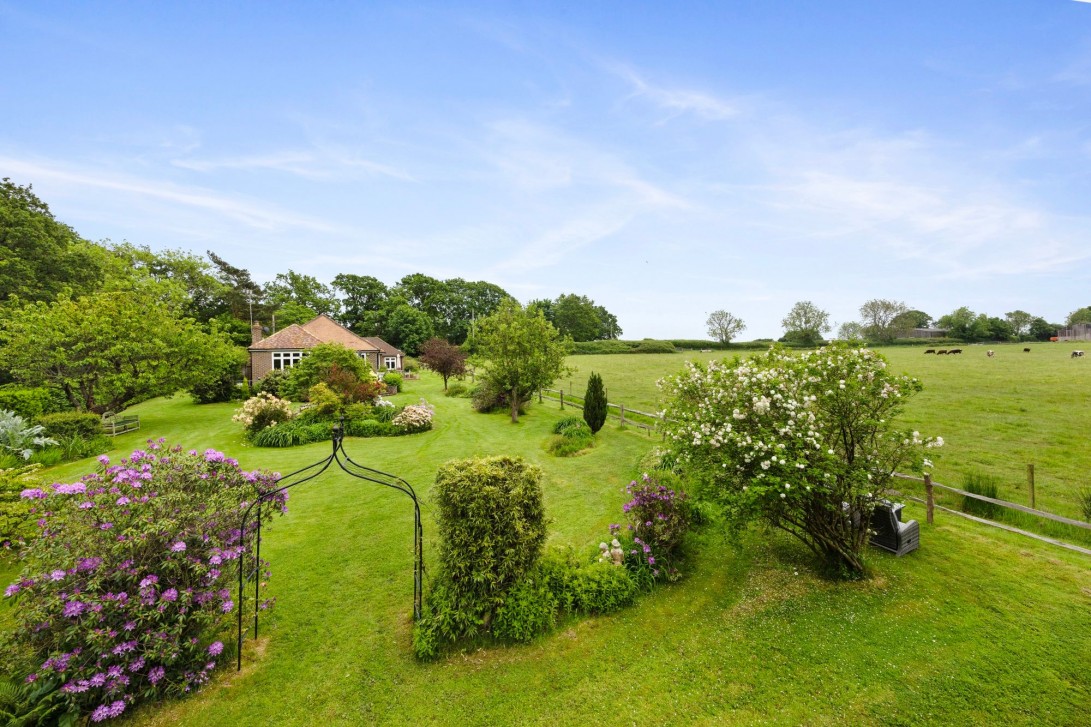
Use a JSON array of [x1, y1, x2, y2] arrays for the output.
[[907, 327, 949, 339], [1056, 324, 1091, 342]]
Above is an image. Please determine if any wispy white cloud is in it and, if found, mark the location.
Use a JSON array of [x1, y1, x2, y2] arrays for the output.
[[610, 64, 738, 121], [172, 150, 415, 182], [0, 156, 340, 233]]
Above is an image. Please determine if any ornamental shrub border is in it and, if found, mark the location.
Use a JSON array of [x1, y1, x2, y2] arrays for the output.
[[1, 440, 286, 723], [414, 470, 694, 658]]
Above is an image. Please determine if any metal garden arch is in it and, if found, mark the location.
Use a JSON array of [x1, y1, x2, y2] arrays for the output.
[[236, 424, 422, 670]]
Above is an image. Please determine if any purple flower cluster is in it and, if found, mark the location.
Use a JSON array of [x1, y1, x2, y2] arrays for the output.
[[3, 439, 287, 721], [623, 474, 690, 555]]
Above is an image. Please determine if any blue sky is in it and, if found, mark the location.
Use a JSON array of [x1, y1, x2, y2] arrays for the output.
[[3, 1, 1090, 339]]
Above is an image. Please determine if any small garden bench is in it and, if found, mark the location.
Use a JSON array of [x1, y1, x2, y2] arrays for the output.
[[868, 501, 919, 556], [102, 414, 140, 436]]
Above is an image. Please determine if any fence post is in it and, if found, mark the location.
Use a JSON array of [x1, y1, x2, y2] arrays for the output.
[[1027, 464, 1035, 508], [619, 404, 625, 429], [559, 390, 564, 410], [539, 388, 542, 403], [924, 473, 934, 525]]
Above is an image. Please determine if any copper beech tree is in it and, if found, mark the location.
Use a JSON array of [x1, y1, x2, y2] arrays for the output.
[[418, 337, 467, 390]]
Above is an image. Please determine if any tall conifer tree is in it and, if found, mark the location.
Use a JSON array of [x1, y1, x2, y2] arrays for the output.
[[583, 372, 607, 434]]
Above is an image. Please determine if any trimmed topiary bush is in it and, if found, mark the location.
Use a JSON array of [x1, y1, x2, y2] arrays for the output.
[[582, 372, 607, 434], [414, 456, 547, 657]]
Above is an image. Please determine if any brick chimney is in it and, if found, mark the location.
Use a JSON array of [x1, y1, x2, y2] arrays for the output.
[[251, 321, 263, 345]]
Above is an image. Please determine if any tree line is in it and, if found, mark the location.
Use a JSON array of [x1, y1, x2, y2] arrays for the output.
[[0, 178, 620, 413], [705, 298, 1084, 346]]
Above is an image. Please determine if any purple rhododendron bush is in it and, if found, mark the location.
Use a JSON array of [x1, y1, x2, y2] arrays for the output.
[[1, 440, 287, 723]]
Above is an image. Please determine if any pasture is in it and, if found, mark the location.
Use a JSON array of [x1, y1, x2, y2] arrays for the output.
[[2, 363, 1090, 725], [561, 342, 1091, 521]]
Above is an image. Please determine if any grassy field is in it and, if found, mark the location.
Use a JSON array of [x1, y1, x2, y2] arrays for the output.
[[560, 342, 1091, 521], [2, 367, 1090, 725]]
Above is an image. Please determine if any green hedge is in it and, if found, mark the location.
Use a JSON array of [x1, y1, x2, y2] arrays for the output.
[[35, 412, 103, 440], [0, 385, 66, 419]]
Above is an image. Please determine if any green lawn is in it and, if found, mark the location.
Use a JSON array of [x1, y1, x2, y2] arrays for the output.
[[3, 367, 1090, 725]]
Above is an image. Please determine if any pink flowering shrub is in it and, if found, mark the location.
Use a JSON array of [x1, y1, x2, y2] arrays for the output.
[[391, 399, 434, 433], [2, 440, 286, 722]]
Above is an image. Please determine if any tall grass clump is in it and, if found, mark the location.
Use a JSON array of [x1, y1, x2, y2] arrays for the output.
[[960, 471, 1002, 519]]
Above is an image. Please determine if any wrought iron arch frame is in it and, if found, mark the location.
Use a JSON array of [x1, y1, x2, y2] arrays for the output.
[[236, 424, 422, 670]]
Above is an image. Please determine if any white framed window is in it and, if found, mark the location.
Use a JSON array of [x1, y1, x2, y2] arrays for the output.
[[272, 351, 305, 370], [384, 356, 399, 369]]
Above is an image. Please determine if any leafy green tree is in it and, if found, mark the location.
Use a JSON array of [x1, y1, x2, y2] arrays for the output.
[[273, 301, 319, 327], [582, 372, 608, 434], [706, 310, 746, 344], [551, 294, 603, 342], [0, 178, 107, 304], [1029, 317, 1058, 341], [1004, 310, 1034, 338], [266, 270, 340, 320], [859, 299, 908, 342], [781, 301, 831, 346], [936, 306, 977, 341], [188, 331, 248, 404], [0, 284, 239, 414], [332, 273, 389, 335], [419, 338, 467, 390], [384, 303, 435, 356], [395, 273, 447, 324], [108, 243, 230, 324], [594, 305, 622, 339], [477, 300, 571, 423], [836, 321, 865, 341], [1065, 306, 1091, 327], [983, 316, 1014, 342], [891, 309, 931, 337]]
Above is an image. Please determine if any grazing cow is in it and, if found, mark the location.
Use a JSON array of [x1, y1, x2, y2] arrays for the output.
[[986, 350, 995, 357], [1073, 350, 1085, 358], [936, 349, 948, 355], [1024, 348, 1031, 353], [949, 348, 963, 355], [924, 349, 936, 354]]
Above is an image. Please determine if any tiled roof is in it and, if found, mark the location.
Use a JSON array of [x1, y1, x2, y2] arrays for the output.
[[300, 315, 376, 351], [362, 337, 405, 356], [248, 325, 323, 351], [249, 315, 402, 355]]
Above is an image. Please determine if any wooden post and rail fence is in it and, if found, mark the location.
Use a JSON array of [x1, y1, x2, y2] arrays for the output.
[[540, 385, 1090, 556], [539, 388, 661, 435], [891, 472, 1091, 556]]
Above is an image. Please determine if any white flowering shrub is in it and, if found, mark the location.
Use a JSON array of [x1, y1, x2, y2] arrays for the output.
[[231, 392, 294, 435], [392, 399, 434, 433], [660, 342, 941, 575]]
